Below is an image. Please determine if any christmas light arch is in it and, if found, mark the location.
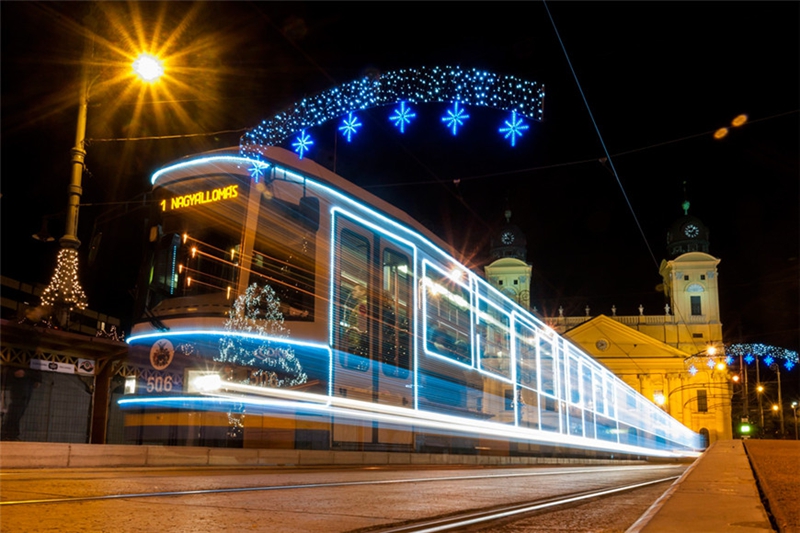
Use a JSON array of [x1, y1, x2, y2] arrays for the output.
[[727, 343, 799, 371], [240, 66, 545, 159]]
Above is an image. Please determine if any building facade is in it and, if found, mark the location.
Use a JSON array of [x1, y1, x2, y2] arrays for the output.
[[484, 203, 733, 445]]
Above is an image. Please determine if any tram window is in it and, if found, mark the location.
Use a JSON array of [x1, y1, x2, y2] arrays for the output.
[[594, 374, 605, 415], [582, 363, 594, 411], [539, 339, 556, 396], [381, 249, 411, 376], [337, 229, 370, 371], [515, 324, 538, 390], [477, 298, 510, 378], [150, 233, 182, 298], [568, 355, 580, 405], [424, 267, 470, 364], [248, 198, 316, 321]]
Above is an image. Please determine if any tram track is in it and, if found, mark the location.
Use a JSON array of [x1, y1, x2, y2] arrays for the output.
[[0, 464, 681, 507], [359, 477, 680, 533]]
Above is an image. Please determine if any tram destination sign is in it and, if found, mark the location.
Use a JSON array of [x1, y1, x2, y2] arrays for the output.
[[160, 184, 239, 212]]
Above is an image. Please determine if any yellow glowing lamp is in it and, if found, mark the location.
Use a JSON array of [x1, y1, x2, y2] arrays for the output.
[[716, 361, 727, 371], [707, 346, 717, 356], [714, 127, 729, 139], [732, 374, 740, 383], [772, 404, 779, 412], [132, 53, 164, 82], [757, 384, 764, 393]]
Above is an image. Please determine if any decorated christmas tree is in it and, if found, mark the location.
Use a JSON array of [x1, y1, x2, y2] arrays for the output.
[[217, 282, 307, 387]]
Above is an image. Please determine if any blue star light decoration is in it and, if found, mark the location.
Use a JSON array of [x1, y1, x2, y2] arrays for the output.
[[725, 355, 734, 366], [339, 112, 362, 142], [248, 161, 268, 182], [390, 101, 416, 133], [688, 365, 698, 376], [726, 344, 799, 372], [499, 110, 529, 147], [292, 130, 314, 159], [442, 101, 470, 135]]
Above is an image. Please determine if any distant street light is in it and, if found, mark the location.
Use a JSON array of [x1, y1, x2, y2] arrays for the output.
[[792, 401, 798, 440], [40, 32, 164, 324], [770, 362, 784, 436]]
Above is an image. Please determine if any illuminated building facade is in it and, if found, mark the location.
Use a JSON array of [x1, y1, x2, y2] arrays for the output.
[[486, 204, 732, 445]]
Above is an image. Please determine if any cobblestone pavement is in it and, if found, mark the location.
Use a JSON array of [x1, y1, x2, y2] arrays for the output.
[[744, 440, 800, 533]]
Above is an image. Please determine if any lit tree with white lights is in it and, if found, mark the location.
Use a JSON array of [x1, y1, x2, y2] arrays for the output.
[[217, 283, 307, 388], [40, 248, 88, 327]]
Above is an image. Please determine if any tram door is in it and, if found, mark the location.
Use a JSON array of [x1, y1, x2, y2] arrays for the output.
[[332, 215, 413, 449]]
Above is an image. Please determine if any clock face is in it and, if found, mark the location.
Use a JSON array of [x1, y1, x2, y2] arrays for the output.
[[501, 231, 515, 245], [684, 224, 699, 238]]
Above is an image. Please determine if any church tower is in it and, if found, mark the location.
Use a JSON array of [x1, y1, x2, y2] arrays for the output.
[[658, 199, 723, 353], [484, 210, 532, 309]]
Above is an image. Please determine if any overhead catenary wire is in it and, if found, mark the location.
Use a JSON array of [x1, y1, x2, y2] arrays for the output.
[[543, 0, 659, 272]]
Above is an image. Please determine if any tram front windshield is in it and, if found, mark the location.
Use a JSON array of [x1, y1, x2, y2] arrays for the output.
[[143, 174, 316, 321]]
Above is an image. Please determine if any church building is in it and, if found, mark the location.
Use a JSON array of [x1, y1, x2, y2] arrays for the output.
[[483, 202, 732, 446]]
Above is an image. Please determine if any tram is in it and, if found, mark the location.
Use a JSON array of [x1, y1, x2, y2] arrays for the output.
[[122, 146, 703, 458]]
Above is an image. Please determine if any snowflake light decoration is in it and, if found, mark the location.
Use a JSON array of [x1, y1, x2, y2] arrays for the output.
[[499, 110, 529, 147], [725, 355, 734, 365], [248, 161, 268, 182], [390, 101, 416, 133], [688, 365, 698, 376], [242, 66, 545, 156], [706, 358, 716, 369], [292, 130, 314, 159], [338, 112, 362, 142], [442, 101, 470, 135], [726, 344, 799, 372]]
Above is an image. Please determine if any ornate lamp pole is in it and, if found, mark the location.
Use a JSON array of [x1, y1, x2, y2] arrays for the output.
[[40, 41, 163, 325]]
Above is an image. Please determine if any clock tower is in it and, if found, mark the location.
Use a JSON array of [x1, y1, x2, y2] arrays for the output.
[[659, 200, 722, 353], [485, 210, 532, 309]]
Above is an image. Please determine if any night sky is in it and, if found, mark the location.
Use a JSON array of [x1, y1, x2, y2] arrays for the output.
[[2, 1, 798, 374]]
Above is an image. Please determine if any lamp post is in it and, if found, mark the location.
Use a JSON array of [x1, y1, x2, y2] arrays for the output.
[[40, 41, 163, 323], [792, 401, 798, 440], [770, 362, 784, 436]]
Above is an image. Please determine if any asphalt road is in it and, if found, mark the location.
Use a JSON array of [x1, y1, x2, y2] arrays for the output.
[[0, 464, 685, 533]]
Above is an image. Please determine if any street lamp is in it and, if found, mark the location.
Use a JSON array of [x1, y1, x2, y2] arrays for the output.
[[40, 41, 163, 324], [770, 362, 784, 436], [792, 401, 798, 440]]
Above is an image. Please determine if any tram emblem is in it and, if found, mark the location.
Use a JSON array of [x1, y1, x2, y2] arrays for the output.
[[150, 339, 174, 370]]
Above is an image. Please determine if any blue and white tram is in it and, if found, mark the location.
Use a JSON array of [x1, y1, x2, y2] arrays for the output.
[[123, 146, 703, 458]]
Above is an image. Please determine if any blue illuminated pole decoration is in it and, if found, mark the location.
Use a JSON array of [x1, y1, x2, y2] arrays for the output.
[[292, 130, 314, 159], [499, 110, 529, 147], [390, 101, 416, 133], [442, 101, 470, 135], [338, 112, 362, 142]]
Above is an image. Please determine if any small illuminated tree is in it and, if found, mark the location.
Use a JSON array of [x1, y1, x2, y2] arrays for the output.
[[217, 283, 307, 388]]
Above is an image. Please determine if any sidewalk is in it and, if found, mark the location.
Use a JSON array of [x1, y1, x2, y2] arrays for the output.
[[629, 439, 800, 533]]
